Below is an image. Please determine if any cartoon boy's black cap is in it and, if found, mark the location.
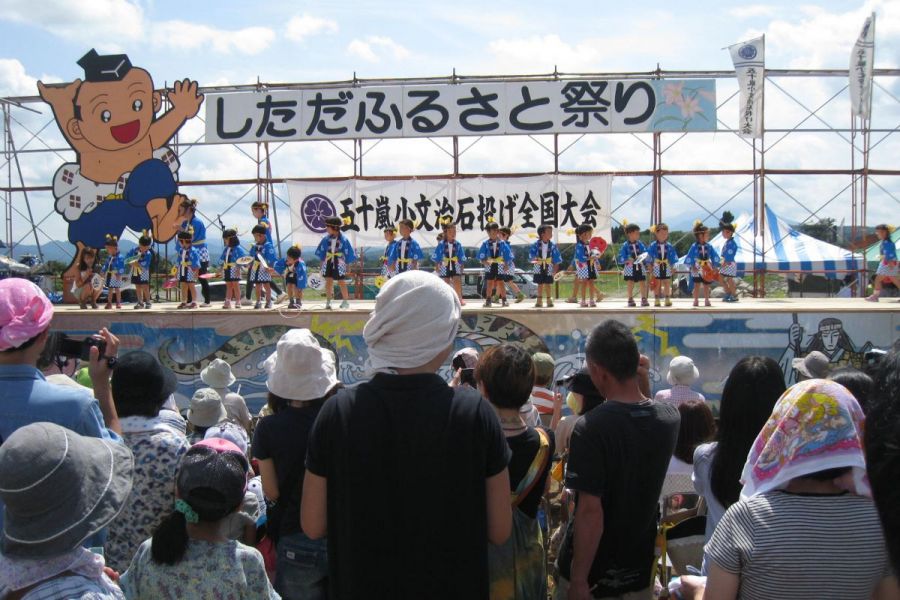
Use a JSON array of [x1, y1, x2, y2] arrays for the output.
[[77, 49, 133, 83]]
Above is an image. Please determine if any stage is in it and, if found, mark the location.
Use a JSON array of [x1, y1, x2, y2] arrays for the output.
[[50, 298, 899, 413]]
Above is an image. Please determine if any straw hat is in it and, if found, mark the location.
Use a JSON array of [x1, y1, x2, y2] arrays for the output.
[[200, 358, 236, 389], [265, 329, 339, 401]]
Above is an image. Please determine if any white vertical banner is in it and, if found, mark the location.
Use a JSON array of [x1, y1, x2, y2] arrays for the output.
[[850, 13, 876, 120], [729, 36, 765, 138]]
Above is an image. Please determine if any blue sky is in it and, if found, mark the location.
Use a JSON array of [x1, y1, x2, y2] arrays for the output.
[[0, 0, 898, 251]]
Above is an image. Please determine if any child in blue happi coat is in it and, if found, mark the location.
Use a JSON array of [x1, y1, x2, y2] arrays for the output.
[[387, 218, 423, 276], [719, 219, 740, 303], [220, 227, 247, 309], [102, 234, 126, 309], [478, 221, 513, 307], [646, 223, 679, 307], [249, 224, 277, 309], [381, 226, 398, 279], [685, 220, 721, 308], [275, 244, 308, 309], [179, 197, 211, 306], [315, 216, 356, 310], [127, 229, 154, 309], [618, 222, 648, 307], [176, 229, 201, 309], [432, 217, 466, 305], [574, 224, 602, 307], [529, 224, 562, 308], [866, 223, 897, 302]]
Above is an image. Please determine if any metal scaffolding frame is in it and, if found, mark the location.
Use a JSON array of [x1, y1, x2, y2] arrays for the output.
[[2, 67, 899, 296]]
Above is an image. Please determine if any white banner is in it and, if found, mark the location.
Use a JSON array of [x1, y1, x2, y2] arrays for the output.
[[286, 175, 612, 250], [206, 80, 717, 143], [850, 13, 876, 120], [729, 36, 765, 138]]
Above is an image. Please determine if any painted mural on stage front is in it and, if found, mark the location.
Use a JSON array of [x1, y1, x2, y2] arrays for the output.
[[50, 310, 899, 414]]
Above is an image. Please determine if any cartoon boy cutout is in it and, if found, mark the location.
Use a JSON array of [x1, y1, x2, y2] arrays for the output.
[[38, 48, 203, 250]]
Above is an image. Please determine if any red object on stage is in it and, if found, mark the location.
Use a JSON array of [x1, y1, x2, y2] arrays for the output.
[[589, 237, 608, 254]]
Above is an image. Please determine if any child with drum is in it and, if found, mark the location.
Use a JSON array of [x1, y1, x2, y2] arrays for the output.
[[685, 221, 721, 308]]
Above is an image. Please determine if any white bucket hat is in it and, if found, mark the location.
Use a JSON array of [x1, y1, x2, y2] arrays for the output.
[[667, 355, 700, 386], [187, 388, 228, 428], [265, 329, 339, 401], [200, 358, 236, 388]]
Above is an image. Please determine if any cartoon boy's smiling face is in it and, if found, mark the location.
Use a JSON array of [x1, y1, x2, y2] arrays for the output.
[[68, 68, 160, 151]]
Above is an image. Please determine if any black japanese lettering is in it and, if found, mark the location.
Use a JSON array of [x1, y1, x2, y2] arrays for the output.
[[560, 191, 580, 228], [500, 194, 517, 227], [560, 81, 610, 127], [339, 197, 359, 232], [580, 190, 602, 227], [355, 91, 402, 134], [356, 194, 374, 230], [215, 97, 252, 139], [254, 95, 298, 138], [518, 192, 539, 228], [615, 82, 655, 126], [457, 87, 500, 132], [373, 196, 395, 230], [306, 91, 353, 136], [393, 196, 416, 223], [406, 90, 450, 133], [509, 86, 552, 131], [414, 195, 435, 231], [457, 196, 476, 230], [540, 191, 559, 226], [477, 195, 498, 229]]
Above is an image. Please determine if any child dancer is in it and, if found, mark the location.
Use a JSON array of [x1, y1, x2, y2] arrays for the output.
[[75, 247, 100, 309], [102, 234, 125, 309], [432, 217, 466, 305], [685, 220, 721, 307], [867, 223, 897, 302], [314, 216, 356, 310], [478, 221, 513, 307], [275, 244, 308, 309], [176, 229, 200, 309], [119, 439, 277, 598], [529, 224, 562, 308], [646, 223, 679, 307], [381, 226, 398, 280], [498, 227, 526, 303], [180, 197, 211, 307], [388, 218, 423, 274], [127, 230, 154, 309], [249, 224, 277, 309], [720, 220, 740, 303], [220, 227, 246, 309], [618, 222, 648, 307], [574, 224, 601, 307], [248, 201, 283, 300]]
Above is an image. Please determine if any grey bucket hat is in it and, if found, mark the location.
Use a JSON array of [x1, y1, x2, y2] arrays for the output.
[[0, 422, 133, 558]]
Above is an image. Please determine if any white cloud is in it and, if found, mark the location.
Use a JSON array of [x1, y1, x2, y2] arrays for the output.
[[153, 21, 275, 55], [0, 58, 37, 96], [285, 14, 338, 42], [346, 36, 410, 63], [0, 0, 144, 49], [728, 5, 777, 19]]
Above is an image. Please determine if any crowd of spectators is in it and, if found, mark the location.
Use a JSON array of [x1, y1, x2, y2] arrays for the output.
[[0, 273, 898, 600]]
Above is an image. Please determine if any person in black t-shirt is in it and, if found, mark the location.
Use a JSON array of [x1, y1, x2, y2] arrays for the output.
[[475, 343, 555, 600], [557, 320, 679, 600], [302, 271, 512, 600], [252, 328, 341, 600]]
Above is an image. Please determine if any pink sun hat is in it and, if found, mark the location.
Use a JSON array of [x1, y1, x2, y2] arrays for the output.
[[0, 279, 54, 351]]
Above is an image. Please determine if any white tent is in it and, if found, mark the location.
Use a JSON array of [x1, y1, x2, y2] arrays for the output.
[[678, 206, 859, 279]]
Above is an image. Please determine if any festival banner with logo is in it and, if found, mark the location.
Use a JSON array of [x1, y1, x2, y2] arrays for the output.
[[286, 175, 612, 248], [850, 13, 876, 120], [206, 79, 717, 143], [729, 36, 765, 138]]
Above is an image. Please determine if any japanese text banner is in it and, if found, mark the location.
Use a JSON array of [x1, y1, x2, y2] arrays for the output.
[[207, 79, 716, 143], [729, 36, 765, 139], [286, 175, 612, 249], [849, 13, 875, 120]]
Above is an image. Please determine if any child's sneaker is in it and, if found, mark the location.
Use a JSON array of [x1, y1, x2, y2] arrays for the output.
[[265, 300, 273, 309], [133, 302, 143, 310], [547, 298, 554, 307], [176, 302, 186, 310], [705, 299, 712, 307], [535, 298, 543, 308], [144, 302, 152, 309], [500, 298, 509, 307], [515, 292, 525, 303], [589, 299, 596, 307], [640, 297, 649, 307], [580, 301, 589, 308], [223, 300, 231, 309], [483, 299, 492, 308], [254, 301, 262, 309], [566, 297, 578, 303], [186, 302, 198, 309], [654, 298, 661, 307], [693, 300, 699, 307], [627, 298, 636, 307], [866, 294, 879, 302], [664, 297, 672, 307], [340, 300, 350, 309], [104, 303, 112, 310], [325, 300, 333, 310]]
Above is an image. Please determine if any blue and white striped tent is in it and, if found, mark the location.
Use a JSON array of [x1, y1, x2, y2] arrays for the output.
[[678, 206, 859, 279]]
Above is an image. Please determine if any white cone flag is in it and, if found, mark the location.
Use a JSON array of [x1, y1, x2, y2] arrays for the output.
[[850, 13, 876, 120]]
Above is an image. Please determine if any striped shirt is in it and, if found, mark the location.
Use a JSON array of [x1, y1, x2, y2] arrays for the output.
[[706, 490, 889, 600]]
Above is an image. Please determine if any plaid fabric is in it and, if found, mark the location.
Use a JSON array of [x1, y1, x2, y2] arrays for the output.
[[654, 385, 705, 406], [720, 262, 737, 277]]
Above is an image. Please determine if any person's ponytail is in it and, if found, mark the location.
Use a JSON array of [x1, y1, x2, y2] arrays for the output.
[[151, 510, 189, 565]]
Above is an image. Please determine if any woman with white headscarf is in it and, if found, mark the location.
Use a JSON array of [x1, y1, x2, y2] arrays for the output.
[[301, 271, 512, 600], [699, 379, 894, 600]]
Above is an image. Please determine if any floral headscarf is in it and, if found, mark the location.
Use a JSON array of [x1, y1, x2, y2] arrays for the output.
[[740, 378, 869, 500]]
